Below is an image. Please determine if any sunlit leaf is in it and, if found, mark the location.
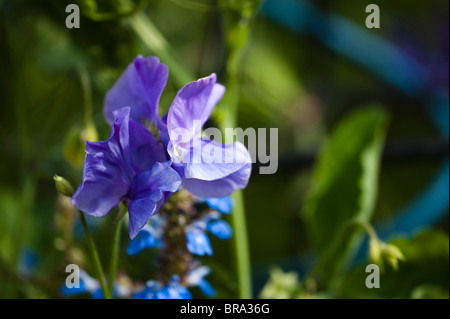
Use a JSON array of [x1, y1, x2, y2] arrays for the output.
[[303, 105, 389, 284]]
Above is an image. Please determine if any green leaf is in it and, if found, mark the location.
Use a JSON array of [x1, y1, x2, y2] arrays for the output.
[[303, 105, 389, 284]]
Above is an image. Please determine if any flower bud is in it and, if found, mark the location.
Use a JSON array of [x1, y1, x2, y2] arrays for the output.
[[54, 175, 74, 197], [369, 238, 405, 271], [382, 243, 405, 271]]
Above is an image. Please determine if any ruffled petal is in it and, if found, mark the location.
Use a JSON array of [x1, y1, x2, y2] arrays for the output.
[[71, 109, 133, 217], [71, 180, 127, 217], [182, 166, 251, 198], [128, 162, 182, 201], [104, 56, 168, 125], [181, 139, 252, 197], [184, 139, 251, 181], [167, 74, 225, 146], [127, 163, 182, 238]]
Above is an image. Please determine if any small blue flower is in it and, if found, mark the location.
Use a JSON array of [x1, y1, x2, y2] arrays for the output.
[[186, 265, 216, 298], [186, 230, 213, 256], [18, 248, 39, 278], [156, 276, 192, 299], [127, 215, 165, 255], [185, 212, 232, 256], [60, 270, 102, 298], [207, 219, 233, 240], [60, 270, 130, 299], [133, 281, 163, 299], [134, 276, 191, 299], [205, 196, 234, 214]]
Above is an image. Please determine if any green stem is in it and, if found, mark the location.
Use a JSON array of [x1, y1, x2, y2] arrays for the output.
[[231, 190, 252, 299], [78, 211, 111, 299], [220, 36, 253, 301], [108, 218, 123, 295], [299, 218, 378, 291]]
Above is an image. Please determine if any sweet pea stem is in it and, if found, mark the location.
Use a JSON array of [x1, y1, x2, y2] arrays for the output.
[[108, 216, 123, 296], [221, 37, 253, 301], [231, 190, 252, 299], [78, 211, 111, 299]]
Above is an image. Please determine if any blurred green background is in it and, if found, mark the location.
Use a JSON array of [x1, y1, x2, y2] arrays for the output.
[[0, 0, 448, 299]]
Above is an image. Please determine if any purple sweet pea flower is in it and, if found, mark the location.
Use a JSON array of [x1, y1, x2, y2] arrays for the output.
[[71, 107, 182, 239]]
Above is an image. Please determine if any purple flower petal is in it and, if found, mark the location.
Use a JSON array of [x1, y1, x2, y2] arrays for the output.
[[182, 167, 251, 198], [181, 139, 252, 197], [104, 56, 168, 125], [167, 74, 225, 146], [184, 139, 251, 181], [128, 162, 182, 201], [72, 108, 135, 217], [71, 181, 127, 218], [128, 119, 168, 174], [128, 197, 158, 240], [72, 107, 178, 233], [127, 162, 182, 239]]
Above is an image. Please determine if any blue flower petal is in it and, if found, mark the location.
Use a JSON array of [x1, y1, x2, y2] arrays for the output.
[[133, 281, 162, 299], [205, 196, 234, 214], [91, 288, 104, 299], [198, 279, 217, 298], [60, 281, 88, 297], [207, 219, 233, 240], [186, 231, 213, 256], [156, 276, 192, 299]]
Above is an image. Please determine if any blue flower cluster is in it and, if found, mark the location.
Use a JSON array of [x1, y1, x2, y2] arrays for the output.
[[133, 265, 216, 299], [129, 196, 233, 299], [185, 207, 233, 256]]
